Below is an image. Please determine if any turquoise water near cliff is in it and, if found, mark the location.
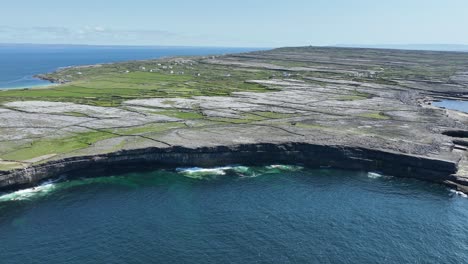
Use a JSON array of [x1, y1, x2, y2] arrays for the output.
[[0, 166, 467, 264], [0, 44, 261, 89]]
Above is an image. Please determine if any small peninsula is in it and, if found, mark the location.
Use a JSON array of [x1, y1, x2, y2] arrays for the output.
[[1, 46, 468, 192]]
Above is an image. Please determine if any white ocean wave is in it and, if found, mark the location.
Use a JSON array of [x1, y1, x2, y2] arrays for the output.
[[266, 165, 303, 171], [0, 183, 56, 202], [176, 166, 237, 179], [450, 189, 468, 198], [0, 175, 67, 202], [176, 165, 304, 179], [368, 172, 383, 179], [177, 166, 234, 175]]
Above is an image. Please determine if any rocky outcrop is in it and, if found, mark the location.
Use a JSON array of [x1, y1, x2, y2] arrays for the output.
[[34, 74, 69, 84], [0, 143, 459, 191]]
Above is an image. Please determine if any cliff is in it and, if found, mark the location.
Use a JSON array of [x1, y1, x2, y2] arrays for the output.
[[0, 143, 460, 191]]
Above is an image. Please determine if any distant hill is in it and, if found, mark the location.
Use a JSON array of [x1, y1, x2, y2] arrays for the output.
[[334, 44, 468, 52]]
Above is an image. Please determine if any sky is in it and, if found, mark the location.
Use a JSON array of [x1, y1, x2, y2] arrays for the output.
[[1, 0, 467, 47]]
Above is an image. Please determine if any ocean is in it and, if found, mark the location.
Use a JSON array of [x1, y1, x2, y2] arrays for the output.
[[0, 166, 467, 263], [0, 44, 262, 89]]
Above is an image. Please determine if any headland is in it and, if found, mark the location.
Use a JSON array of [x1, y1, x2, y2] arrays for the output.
[[1, 47, 468, 192]]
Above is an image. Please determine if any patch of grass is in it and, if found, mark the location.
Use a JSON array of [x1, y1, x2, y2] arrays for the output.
[[338, 89, 372, 101], [292, 122, 325, 129], [241, 113, 268, 121], [113, 122, 185, 135], [0, 161, 24, 171], [206, 112, 275, 124], [161, 100, 177, 106], [0, 131, 117, 161], [358, 112, 390, 120], [207, 117, 252, 124], [64, 112, 89, 117], [206, 114, 262, 124], [205, 111, 294, 124], [158, 110, 204, 120], [251, 111, 295, 119]]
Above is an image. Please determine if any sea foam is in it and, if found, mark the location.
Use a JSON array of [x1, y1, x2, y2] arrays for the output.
[[176, 165, 304, 179], [450, 189, 468, 198], [368, 172, 383, 179], [0, 183, 56, 202]]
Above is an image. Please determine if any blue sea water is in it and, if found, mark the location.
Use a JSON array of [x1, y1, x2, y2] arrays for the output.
[[0, 166, 467, 264], [433, 100, 468, 113], [0, 44, 261, 89]]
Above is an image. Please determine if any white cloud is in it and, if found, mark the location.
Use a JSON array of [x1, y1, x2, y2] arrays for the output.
[[0, 25, 189, 45], [93, 26, 105, 32]]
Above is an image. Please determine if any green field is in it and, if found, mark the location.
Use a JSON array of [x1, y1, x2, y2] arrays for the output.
[[0, 61, 277, 107]]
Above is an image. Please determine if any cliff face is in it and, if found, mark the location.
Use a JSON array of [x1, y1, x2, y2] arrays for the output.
[[0, 143, 460, 191]]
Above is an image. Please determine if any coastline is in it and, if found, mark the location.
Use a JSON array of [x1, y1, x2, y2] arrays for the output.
[[0, 83, 58, 91], [2, 46, 468, 194], [0, 142, 463, 193], [0, 76, 57, 91]]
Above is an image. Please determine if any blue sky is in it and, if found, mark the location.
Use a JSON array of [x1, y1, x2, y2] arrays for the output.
[[1, 0, 467, 47]]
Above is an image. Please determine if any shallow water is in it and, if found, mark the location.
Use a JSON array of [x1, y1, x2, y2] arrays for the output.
[[0, 45, 261, 89], [0, 166, 467, 264], [433, 100, 468, 113]]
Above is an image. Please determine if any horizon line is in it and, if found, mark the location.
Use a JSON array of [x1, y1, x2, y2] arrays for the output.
[[1, 42, 468, 53]]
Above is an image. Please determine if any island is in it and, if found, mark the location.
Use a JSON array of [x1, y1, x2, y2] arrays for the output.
[[1, 46, 468, 192]]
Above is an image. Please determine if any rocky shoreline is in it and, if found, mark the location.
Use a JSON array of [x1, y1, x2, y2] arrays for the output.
[[33, 74, 70, 84], [0, 142, 465, 192]]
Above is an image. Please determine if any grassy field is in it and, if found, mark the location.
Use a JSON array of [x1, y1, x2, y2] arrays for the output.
[[358, 112, 390, 120], [0, 60, 277, 107], [1, 131, 116, 161]]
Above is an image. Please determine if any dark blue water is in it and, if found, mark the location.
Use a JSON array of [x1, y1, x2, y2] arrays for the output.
[[0, 44, 260, 89], [433, 100, 468, 113], [0, 166, 467, 264]]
